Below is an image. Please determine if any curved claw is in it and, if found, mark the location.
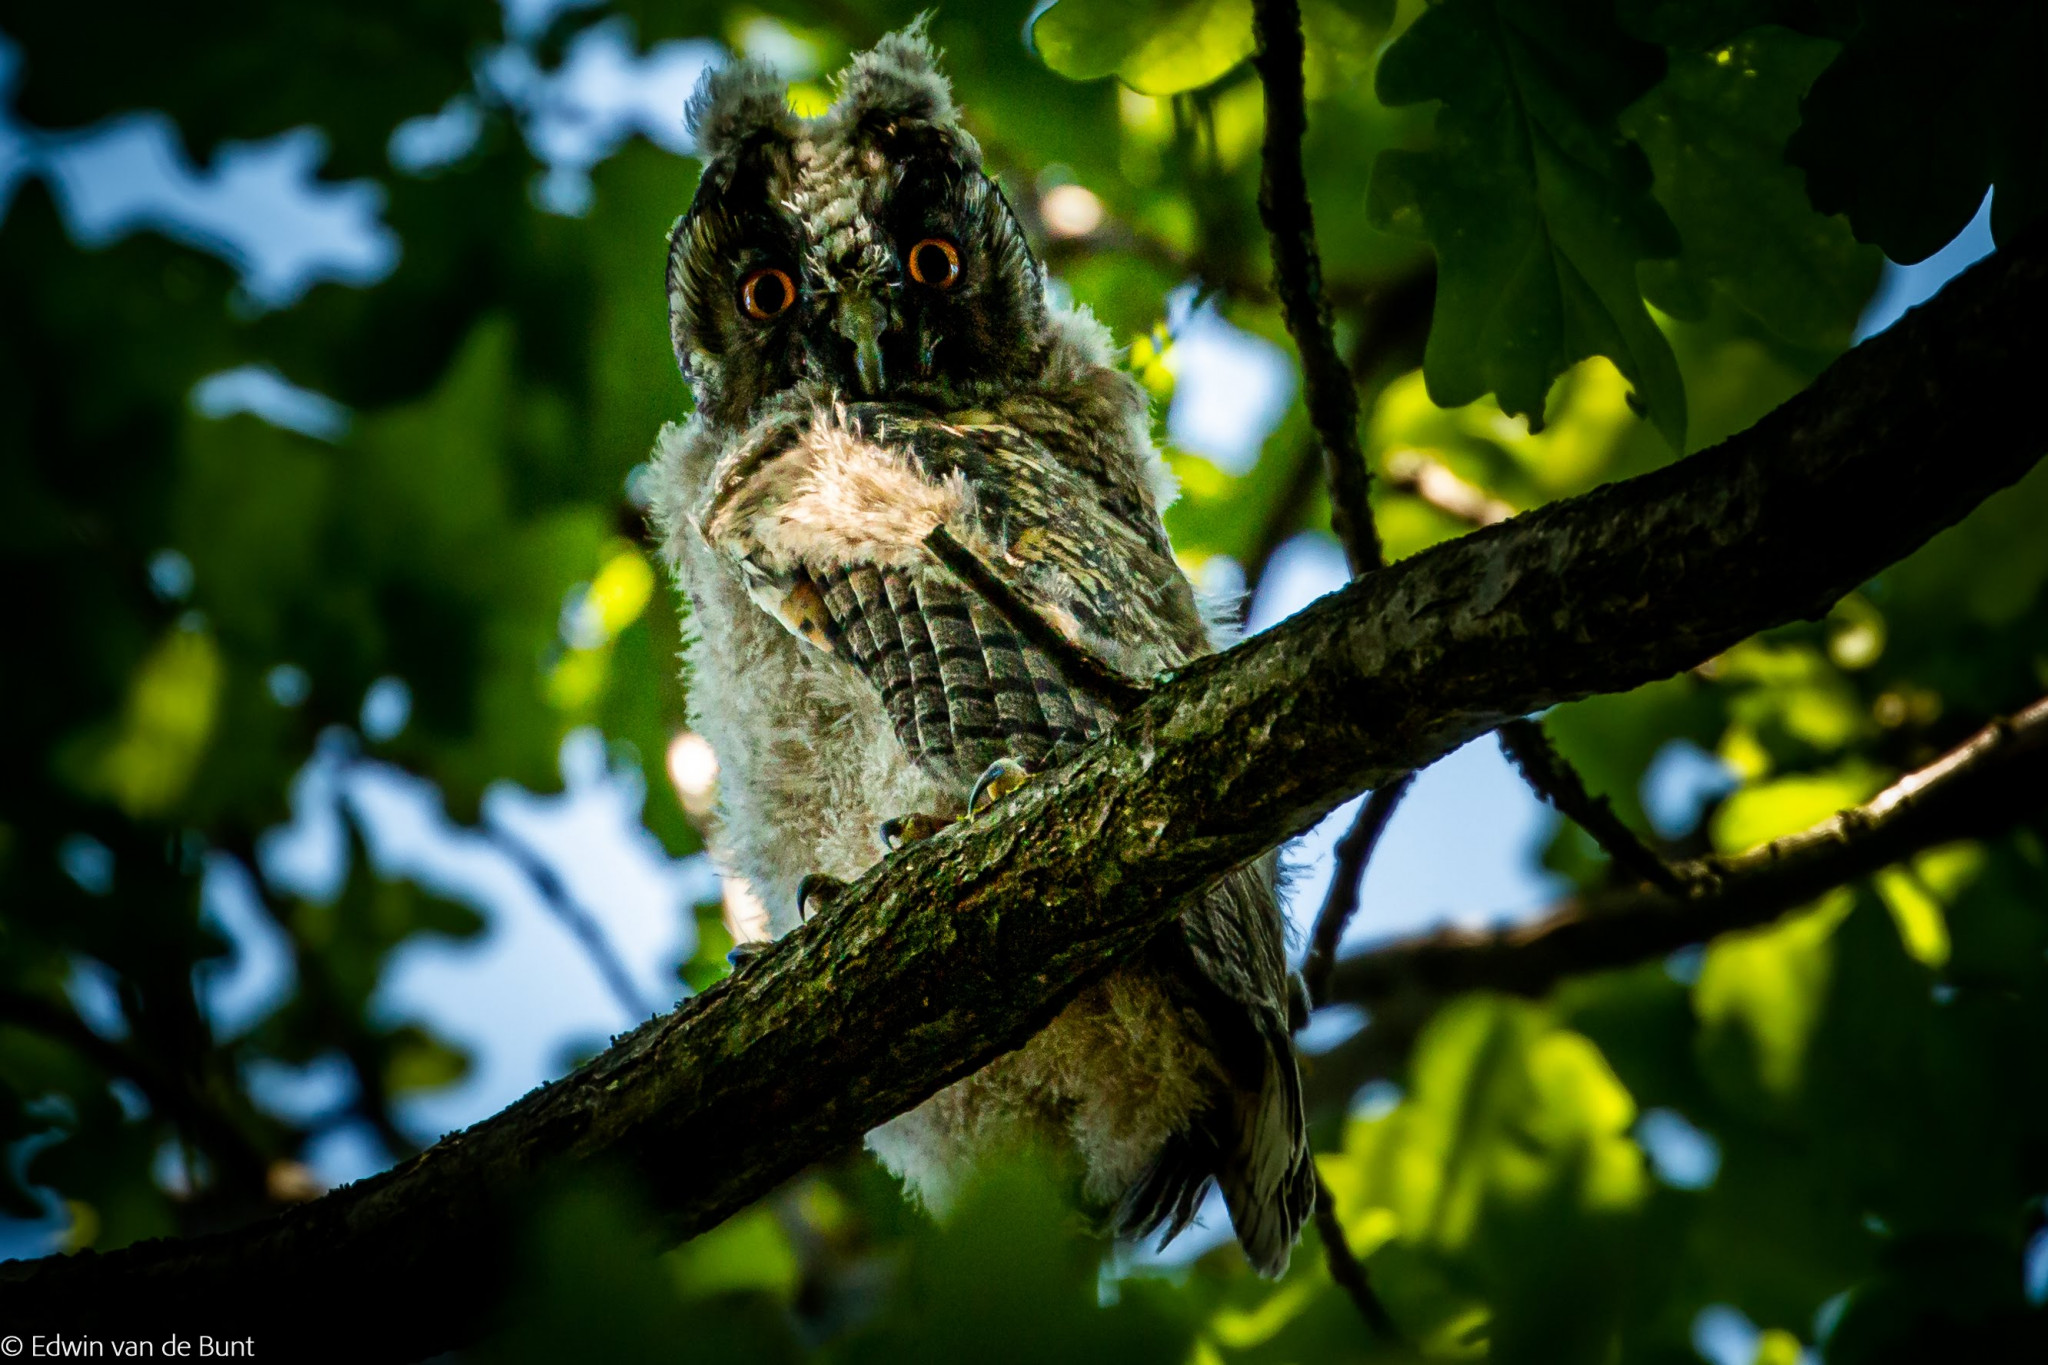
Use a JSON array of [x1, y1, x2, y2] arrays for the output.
[[726, 940, 770, 974], [969, 757, 1032, 816], [797, 872, 847, 922], [881, 812, 952, 851]]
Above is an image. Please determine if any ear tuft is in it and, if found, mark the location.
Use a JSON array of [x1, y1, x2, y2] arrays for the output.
[[686, 59, 796, 164], [831, 14, 960, 132]]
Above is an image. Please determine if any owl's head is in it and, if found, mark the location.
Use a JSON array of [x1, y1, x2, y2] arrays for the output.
[[667, 22, 1051, 426]]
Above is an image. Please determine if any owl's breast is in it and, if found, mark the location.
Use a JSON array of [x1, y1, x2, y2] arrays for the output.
[[677, 519, 953, 937]]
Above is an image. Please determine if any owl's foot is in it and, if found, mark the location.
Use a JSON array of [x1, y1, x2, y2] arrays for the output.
[[969, 757, 1033, 816], [726, 940, 770, 974], [880, 812, 951, 851], [796, 872, 846, 922]]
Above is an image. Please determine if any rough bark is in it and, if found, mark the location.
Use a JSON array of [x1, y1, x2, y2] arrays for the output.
[[1, 233, 2043, 1361]]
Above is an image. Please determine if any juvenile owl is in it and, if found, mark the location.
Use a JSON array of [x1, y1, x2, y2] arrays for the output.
[[648, 23, 1314, 1275]]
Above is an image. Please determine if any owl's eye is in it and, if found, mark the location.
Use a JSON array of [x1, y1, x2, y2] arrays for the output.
[[739, 267, 795, 321], [907, 238, 962, 289]]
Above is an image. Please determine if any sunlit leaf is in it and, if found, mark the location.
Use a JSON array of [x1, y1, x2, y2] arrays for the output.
[[57, 622, 224, 818], [1694, 891, 1851, 1106], [1033, 0, 1256, 97], [1710, 764, 1881, 853]]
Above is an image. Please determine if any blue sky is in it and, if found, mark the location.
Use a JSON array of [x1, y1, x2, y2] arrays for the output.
[[0, 7, 2002, 1265]]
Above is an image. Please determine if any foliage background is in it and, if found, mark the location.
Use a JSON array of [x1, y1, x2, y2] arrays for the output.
[[2, 0, 2045, 1360]]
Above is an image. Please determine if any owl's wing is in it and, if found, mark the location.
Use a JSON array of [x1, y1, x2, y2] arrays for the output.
[[699, 402, 1193, 787]]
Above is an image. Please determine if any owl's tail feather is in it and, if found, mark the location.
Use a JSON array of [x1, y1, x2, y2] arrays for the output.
[[1114, 1026, 1315, 1278], [1214, 1025, 1317, 1278], [1113, 1127, 1219, 1253]]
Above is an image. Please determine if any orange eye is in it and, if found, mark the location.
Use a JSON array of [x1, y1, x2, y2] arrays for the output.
[[739, 267, 795, 320], [907, 237, 961, 288]]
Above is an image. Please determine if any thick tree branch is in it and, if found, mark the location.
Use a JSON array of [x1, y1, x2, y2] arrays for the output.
[[1325, 696, 2048, 1016], [2, 237, 2043, 1359]]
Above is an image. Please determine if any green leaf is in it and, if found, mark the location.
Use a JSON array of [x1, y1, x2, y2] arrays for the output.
[[1710, 763, 1883, 854], [1624, 30, 1881, 351], [1368, 0, 1688, 448], [1694, 892, 1853, 1113], [1788, 0, 2048, 263], [1328, 996, 1662, 1358], [664, 1207, 800, 1300], [1032, 0, 1256, 96]]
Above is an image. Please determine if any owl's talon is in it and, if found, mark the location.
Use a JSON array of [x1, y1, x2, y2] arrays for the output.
[[797, 873, 846, 921], [726, 940, 770, 974], [881, 812, 952, 850], [969, 757, 1033, 816]]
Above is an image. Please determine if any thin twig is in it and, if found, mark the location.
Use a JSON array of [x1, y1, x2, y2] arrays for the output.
[[1251, 0, 1382, 575], [1313, 1174, 1404, 1342], [1382, 449, 1517, 527], [1301, 777, 1415, 1006], [923, 526, 1153, 711], [1309, 697, 2048, 1114], [1497, 718, 1685, 894], [1241, 271, 1436, 598], [485, 824, 657, 1021]]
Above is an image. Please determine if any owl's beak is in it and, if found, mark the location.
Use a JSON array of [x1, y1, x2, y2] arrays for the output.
[[835, 290, 891, 397]]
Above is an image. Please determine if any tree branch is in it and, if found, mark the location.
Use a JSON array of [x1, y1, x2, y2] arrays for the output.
[[1326, 695, 2048, 1014], [1497, 717, 1685, 894], [1382, 448, 1517, 527], [1251, 0, 1381, 575], [1240, 268, 1434, 597], [1301, 777, 1414, 1007], [2, 236, 2043, 1359], [1312, 1175, 1403, 1342], [482, 822, 656, 1022]]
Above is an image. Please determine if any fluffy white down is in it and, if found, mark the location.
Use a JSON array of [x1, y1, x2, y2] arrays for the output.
[[648, 401, 1218, 1217]]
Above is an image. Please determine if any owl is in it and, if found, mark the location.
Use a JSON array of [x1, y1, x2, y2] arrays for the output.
[[647, 23, 1314, 1275]]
